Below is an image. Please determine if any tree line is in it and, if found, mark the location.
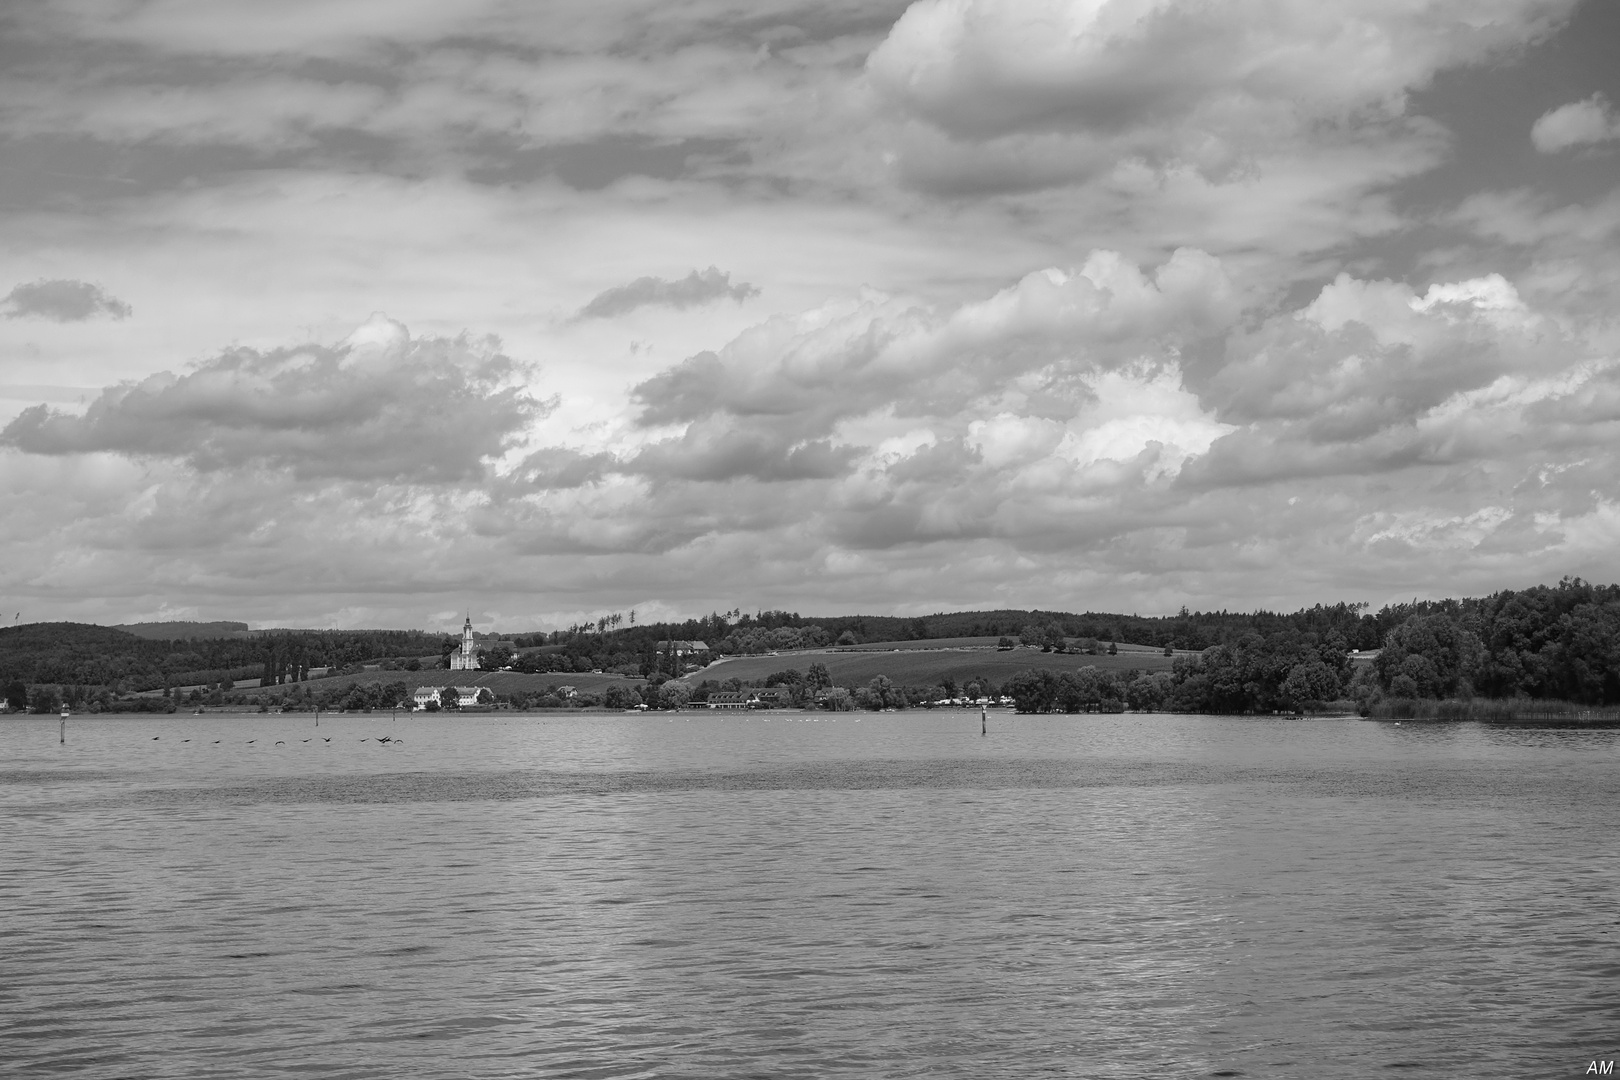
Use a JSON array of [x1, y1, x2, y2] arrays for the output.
[[6, 578, 1620, 710], [0, 623, 444, 695]]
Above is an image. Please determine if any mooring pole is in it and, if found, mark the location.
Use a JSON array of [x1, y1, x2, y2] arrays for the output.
[[981, 705, 987, 736], [60, 717, 66, 744]]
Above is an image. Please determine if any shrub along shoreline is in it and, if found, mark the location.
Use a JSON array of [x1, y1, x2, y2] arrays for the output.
[[1367, 698, 1620, 724]]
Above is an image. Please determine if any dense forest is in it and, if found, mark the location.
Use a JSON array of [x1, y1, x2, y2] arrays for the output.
[[4, 577, 1618, 712]]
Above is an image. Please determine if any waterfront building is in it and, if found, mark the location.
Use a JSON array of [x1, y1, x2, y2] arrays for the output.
[[412, 685, 487, 709]]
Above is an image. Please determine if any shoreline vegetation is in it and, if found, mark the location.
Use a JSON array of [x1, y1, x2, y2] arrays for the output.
[[1366, 698, 1620, 725]]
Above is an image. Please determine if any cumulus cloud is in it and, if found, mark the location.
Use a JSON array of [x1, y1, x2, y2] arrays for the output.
[[633, 248, 1237, 429], [0, 315, 545, 483], [1531, 93, 1620, 153], [576, 267, 760, 319], [6, 251, 1620, 624], [867, 0, 1573, 188], [2, 279, 132, 321], [1180, 270, 1597, 492]]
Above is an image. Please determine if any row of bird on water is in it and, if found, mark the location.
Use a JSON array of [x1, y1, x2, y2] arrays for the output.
[[138, 736, 404, 745]]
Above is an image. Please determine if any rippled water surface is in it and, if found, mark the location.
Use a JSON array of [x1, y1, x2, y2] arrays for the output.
[[3, 712, 1617, 1079]]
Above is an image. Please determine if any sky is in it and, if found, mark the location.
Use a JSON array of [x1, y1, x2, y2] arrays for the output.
[[1, 0, 1618, 633]]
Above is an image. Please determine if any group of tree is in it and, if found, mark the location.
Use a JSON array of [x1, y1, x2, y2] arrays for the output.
[[998, 579, 1620, 711], [1367, 578, 1620, 705], [1007, 624, 1122, 654]]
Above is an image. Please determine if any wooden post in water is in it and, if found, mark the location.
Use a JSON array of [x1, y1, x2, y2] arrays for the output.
[[981, 705, 987, 736], [60, 717, 66, 744]]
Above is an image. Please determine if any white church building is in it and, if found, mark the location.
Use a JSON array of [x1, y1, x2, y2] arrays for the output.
[[449, 616, 480, 670]]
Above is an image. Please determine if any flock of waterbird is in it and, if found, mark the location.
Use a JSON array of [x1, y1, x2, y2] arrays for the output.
[[139, 735, 403, 746], [54, 718, 404, 747]]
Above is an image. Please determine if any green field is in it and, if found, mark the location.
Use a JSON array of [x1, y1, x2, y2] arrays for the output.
[[844, 636, 1175, 655], [693, 643, 1175, 689], [236, 642, 1176, 701]]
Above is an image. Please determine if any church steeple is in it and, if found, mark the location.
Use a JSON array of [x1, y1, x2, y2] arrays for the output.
[[451, 613, 479, 670]]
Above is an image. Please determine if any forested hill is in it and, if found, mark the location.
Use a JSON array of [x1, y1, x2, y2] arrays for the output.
[[111, 621, 251, 640], [541, 601, 1384, 656], [0, 622, 443, 693]]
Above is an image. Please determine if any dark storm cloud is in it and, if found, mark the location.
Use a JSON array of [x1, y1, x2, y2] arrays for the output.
[[0, 330, 543, 483], [577, 266, 759, 320], [1, 278, 131, 321]]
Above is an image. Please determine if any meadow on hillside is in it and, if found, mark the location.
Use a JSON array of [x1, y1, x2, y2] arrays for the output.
[[696, 644, 1174, 690]]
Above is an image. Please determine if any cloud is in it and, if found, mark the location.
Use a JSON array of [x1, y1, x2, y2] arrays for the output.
[[1, 279, 132, 321], [4, 0, 1619, 625], [0, 315, 546, 482], [576, 266, 760, 319], [867, 0, 1573, 185], [1179, 269, 1600, 491], [1531, 93, 1620, 153], [632, 248, 1238, 430], [5, 253, 1620, 626]]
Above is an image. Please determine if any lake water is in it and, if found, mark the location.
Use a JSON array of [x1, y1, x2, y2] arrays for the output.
[[3, 712, 1616, 1079]]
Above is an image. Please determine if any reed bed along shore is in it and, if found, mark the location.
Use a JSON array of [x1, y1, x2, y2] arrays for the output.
[[1369, 698, 1620, 724]]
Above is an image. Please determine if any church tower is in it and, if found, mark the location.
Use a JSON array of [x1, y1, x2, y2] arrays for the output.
[[451, 615, 478, 670]]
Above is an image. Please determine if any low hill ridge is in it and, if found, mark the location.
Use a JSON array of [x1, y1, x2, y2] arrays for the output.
[[111, 620, 252, 640]]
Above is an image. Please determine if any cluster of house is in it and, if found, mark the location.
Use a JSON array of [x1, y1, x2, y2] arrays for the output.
[[703, 687, 793, 709], [410, 684, 576, 710], [411, 686, 486, 709]]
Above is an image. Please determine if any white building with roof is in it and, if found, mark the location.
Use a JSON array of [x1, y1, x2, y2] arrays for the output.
[[413, 685, 486, 709]]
